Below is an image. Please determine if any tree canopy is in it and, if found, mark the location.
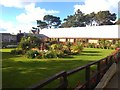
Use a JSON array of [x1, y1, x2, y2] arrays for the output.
[[37, 20, 47, 29], [43, 15, 61, 28], [61, 10, 116, 28], [36, 10, 117, 29], [95, 11, 116, 25]]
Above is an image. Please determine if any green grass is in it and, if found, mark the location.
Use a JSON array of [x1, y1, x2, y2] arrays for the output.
[[2, 48, 114, 89]]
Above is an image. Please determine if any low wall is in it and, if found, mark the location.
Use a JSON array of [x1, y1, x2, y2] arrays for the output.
[[94, 63, 117, 89]]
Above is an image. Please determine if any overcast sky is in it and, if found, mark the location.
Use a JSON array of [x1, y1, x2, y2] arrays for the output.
[[0, 0, 119, 34]]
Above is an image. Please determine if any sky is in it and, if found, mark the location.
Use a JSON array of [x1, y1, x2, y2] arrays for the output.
[[0, 0, 120, 34]]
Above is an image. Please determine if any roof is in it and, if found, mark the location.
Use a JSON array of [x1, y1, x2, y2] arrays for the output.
[[33, 34, 48, 38], [0, 33, 11, 35], [40, 25, 120, 39]]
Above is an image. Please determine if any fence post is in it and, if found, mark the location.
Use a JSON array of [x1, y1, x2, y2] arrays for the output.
[[59, 72, 68, 90], [105, 57, 108, 65], [85, 66, 90, 88], [63, 72, 68, 90], [97, 61, 100, 84], [108, 55, 113, 67]]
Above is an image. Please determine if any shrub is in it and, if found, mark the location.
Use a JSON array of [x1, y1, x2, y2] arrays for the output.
[[50, 44, 63, 50], [88, 43, 96, 48], [10, 49, 23, 55], [56, 50, 65, 58], [26, 50, 39, 59], [62, 45, 71, 55], [115, 41, 120, 48], [110, 45, 116, 50], [70, 42, 83, 55], [36, 51, 45, 59], [44, 50, 57, 58]]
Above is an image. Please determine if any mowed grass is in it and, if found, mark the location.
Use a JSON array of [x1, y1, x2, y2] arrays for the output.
[[2, 48, 114, 89]]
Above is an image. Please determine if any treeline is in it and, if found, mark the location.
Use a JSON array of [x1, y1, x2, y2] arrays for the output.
[[36, 9, 120, 29]]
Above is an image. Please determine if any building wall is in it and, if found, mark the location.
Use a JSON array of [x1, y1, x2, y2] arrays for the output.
[[59, 39, 66, 42], [88, 40, 98, 43], [1, 33, 17, 43]]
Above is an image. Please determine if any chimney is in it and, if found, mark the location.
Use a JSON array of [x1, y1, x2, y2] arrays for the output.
[[19, 30, 21, 34], [37, 29, 40, 34]]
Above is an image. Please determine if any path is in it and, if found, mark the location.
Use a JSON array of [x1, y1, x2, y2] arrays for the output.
[[105, 62, 120, 90]]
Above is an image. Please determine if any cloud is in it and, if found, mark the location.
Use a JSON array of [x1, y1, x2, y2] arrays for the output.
[[0, 0, 25, 8], [0, 20, 14, 33], [0, 3, 60, 34], [0, 20, 36, 34], [74, 0, 119, 14], [16, 3, 59, 23]]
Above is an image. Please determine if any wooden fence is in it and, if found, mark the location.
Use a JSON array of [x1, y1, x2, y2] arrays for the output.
[[27, 55, 116, 90]]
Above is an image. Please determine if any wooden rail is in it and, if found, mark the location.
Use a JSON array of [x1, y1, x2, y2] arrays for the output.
[[27, 55, 116, 90]]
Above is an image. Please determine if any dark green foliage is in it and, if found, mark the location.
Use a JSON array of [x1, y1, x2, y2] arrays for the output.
[[36, 51, 45, 59], [18, 36, 42, 51], [37, 20, 47, 29], [95, 11, 116, 25], [10, 49, 23, 55], [44, 50, 57, 58], [62, 45, 71, 55], [61, 10, 116, 27], [43, 15, 61, 28], [26, 50, 39, 59]]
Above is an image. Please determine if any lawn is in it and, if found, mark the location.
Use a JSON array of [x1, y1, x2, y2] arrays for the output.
[[2, 48, 114, 89]]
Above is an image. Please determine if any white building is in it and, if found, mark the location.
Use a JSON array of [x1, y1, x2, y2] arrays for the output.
[[39, 25, 120, 43]]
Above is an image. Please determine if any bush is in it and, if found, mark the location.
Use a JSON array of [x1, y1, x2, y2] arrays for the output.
[[88, 43, 95, 48], [44, 50, 57, 58], [70, 42, 83, 55], [50, 44, 63, 50], [62, 45, 71, 55], [56, 50, 65, 58], [36, 51, 45, 59], [26, 50, 39, 59], [10, 49, 23, 55]]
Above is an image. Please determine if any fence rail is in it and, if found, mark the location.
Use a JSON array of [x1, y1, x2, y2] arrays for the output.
[[27, 55, 116, 90]]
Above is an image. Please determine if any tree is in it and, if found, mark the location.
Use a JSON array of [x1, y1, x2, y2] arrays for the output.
[[85, 12, 96, 26], [74, 9, 86, 27], [61, 9, 86, 27], [43, 15, 61, 28], [18, 36, 43, 51], [37, 20, 47, 29], [95, 11, 116, 25]]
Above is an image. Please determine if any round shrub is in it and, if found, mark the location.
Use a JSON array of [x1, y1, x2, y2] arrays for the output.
[[10, 49, 23, 55], [26, 50, 39, 59]]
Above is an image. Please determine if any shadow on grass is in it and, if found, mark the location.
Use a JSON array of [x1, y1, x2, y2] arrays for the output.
[[2, 59, 94, 88], [2, 52, 22, 59], [80, 53, 101, 56], [81, 50, 101, 56], [82, 51, 101, 53]]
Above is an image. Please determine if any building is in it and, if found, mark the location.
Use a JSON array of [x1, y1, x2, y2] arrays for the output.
[[39, 25, 120, 43], [1, 33, 17, 43]]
